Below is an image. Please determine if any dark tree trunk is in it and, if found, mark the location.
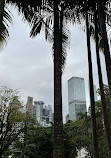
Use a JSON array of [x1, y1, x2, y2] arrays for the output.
[[53, 1, 64, 158], [0, 0, 5, 36], [97, 1, 111, 102], [0, 152, 3, 158], [86, 12, 99, 158], [94, 7, 111, 158]]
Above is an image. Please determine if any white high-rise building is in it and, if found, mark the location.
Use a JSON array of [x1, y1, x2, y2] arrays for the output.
[[68, 77, 87, 121], [33, 101, 52, 127]]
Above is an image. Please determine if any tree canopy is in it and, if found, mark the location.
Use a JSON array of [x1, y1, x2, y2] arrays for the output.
[[0, 87, 26, 158]]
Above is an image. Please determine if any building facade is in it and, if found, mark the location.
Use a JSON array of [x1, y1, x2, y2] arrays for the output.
[[33, 101, 52, 127], [26, 96, 33, 115], [68, 77, 87, 121]]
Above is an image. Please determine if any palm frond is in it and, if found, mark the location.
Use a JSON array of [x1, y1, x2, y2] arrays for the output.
[[0, 7, 12, 51], [45, 14, 53, 42], [7, 0, 70, 71], [61, 22, 70, 72], [28, 3, 70, 72], [30, 14, 45, 38]]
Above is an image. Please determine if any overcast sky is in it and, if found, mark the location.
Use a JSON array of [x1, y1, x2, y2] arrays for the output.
[[0, 6, 108, 122]]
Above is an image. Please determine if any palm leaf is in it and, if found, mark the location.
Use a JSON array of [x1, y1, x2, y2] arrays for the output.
[[0, 7, 12, 51], [29, 3, 70, 72]]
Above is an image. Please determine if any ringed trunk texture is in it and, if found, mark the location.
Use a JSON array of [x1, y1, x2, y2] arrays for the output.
[[86, 13, 99, 158], [53, 0, 64, 158], [94, 8, 111, 158], [97, 1, 111, 102], [0, 0, 5, 36]]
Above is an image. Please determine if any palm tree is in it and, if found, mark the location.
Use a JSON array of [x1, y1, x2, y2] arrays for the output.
[[86, 11, 99, 158], [64, 1, 99, 157], [26, 2, 70, 157], [84, 1, 111, 156], [1, 1, 67, 157], [69, 1, 111, 157], [97, 0, 111, 102], [80, 1, 111, 157], [53, 1, 64, 157], [94, 6, 111, 157]]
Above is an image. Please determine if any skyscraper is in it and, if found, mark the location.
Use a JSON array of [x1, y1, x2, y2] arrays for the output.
[[26, 96, 33, 115], [68, 77, 87, 121], [33, 101, 53, 127]]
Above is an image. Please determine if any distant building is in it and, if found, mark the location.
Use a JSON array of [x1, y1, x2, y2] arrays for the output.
[[68, 77, 87, 121], [26, 96, 33, 115], [33, 101, 53, 127]]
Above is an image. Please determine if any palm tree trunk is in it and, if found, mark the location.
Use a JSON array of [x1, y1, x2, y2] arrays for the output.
[[97, 1, 111, 102], [86, 12, 99, 158], [94, 8, 111, 158], [0, 0, 5, 36], [53, 1, 64, 158]]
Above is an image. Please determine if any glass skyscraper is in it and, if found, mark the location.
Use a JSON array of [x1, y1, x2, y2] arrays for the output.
[[68, 77, 87, 121]]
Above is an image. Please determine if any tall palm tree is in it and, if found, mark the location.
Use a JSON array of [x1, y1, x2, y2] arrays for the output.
[[84, 1, 111, 156], [53, 1, 64, 157], [94, 6, 111, 157], [97, 0, 111, 102], [69, 1, 111, 157], [86, 11, 99, 158], [2, 1, 68, 157], [26, 2, 69, 157], [65, 1, 99, 157]]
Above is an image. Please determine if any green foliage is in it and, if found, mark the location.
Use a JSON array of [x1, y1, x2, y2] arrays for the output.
[[64, 117, 92, 157], [13, 121, 80, 158], [3, 85, 111, 158], [2, 84, 110, 158], [11, 84, 111, 158], [0, 87, 26, 157], [12, 126, 53, 158]]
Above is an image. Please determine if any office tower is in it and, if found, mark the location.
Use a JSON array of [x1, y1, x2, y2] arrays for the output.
[[68, 77, 87, 121], [26, 96, 33, 115], [33, 101, 52, 127]]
